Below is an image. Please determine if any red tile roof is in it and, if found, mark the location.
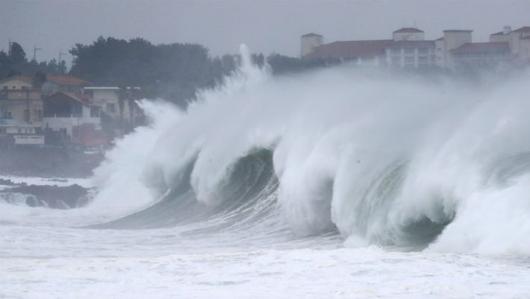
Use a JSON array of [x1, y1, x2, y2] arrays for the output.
[[306, 40, 393, 60], [47, 75, 89, 86], [0, 75, 32, 84], [451, 42, 510, 55], [394, 27, 423, 33]]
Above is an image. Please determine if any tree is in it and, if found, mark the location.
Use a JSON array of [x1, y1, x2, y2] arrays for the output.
[[0, 42, 68, 79], [32, 71, 47, 88], [9, 42, 26, 65], [69, 37, 236, 106]]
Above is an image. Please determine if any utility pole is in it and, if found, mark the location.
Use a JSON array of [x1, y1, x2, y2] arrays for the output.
[[7, 39, 12, 55], [33, 46, 42, 61], [58, 51, 67, 74], [58, 51, 66, 63]]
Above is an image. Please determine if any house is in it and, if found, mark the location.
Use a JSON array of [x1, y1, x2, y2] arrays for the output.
[[41, 75, 89, 96], [0, 76, 44, 146], [0, 76, 43, 126], [43, 91, 101, 142], [0, 119, 44, 147], [82, 86, 142, 134]]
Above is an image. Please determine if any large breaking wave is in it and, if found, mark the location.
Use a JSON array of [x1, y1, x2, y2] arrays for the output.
[[88, 47, 530, 255]]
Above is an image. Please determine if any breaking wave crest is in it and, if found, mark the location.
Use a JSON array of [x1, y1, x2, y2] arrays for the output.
[[89, 47, 530, 255]]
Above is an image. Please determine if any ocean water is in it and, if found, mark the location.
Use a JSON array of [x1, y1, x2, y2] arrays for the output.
[[1, 49, 530, 298]]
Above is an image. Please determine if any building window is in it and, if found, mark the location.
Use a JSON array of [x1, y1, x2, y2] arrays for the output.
[[24, 109, 30, 122]]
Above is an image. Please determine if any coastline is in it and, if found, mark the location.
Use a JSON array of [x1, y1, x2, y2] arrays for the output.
[[0, 146, 103, 178]]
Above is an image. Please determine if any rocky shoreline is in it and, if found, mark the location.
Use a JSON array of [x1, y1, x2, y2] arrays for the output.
[[0, 178, 92, 209]]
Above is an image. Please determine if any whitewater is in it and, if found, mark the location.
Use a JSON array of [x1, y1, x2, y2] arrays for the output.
[[2, 49, 530, 298]]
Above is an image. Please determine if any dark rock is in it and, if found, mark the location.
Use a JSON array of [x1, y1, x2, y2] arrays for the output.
[[1, 184, 90, 209]]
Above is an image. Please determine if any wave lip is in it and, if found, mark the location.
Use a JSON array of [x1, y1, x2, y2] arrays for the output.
[[79, 49, 530, 255]]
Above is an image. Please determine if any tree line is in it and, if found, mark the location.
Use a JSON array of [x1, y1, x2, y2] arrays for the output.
[[0, 42, 67, 79], [1, 37, 332, 106]]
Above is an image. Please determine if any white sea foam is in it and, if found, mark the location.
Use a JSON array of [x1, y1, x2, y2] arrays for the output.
[[2, 47, 530, 298]]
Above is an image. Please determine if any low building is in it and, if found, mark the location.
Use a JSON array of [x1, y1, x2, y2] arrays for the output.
[[43, 91, 101, 141], [82, 86, 140, 122], [82, 86, 142, 136], [0, 76, 43, 125], [0, 119, 44, 147], [41, 75, 89, 96]]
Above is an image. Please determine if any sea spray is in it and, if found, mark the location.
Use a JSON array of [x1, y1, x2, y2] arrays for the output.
[[57, 48, 530, 254]]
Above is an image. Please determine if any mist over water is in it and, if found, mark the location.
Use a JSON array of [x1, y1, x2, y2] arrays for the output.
[[3, 48, 530, 298], [76, 49, 530, 255]]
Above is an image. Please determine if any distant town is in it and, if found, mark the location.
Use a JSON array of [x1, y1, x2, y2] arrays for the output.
[[1, 25, 529, 155], [301, 25, 530, 70], [0, 75, 142, 151]]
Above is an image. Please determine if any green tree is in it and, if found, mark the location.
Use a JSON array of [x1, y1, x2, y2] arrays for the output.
[[9, 42, 26, 64], [69, 37, 235, 106]]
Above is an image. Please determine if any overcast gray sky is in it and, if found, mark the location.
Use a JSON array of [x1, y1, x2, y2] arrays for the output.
[[2, 0, 530, 63]]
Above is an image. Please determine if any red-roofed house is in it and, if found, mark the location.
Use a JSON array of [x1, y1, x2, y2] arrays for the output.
[[42, 75, 90, 96]]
